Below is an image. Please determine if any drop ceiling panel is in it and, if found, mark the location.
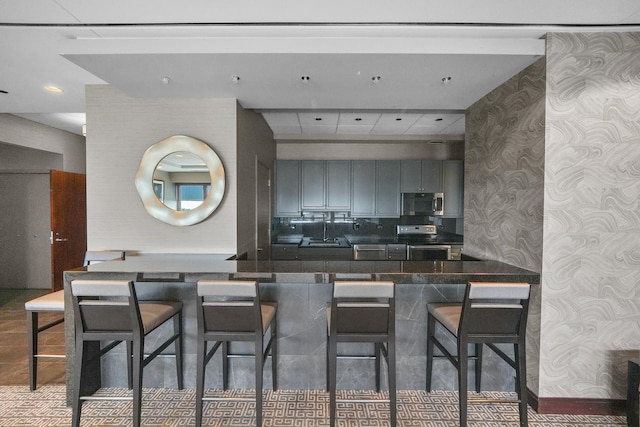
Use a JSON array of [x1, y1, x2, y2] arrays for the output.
[[338, 112, 381, 126], [62, 53, 542, 111], [298, 112, 339, 126]]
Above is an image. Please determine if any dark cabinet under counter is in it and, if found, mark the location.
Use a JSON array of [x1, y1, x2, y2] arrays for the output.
[[271, 244, 300, 260], [271, 243, 353, 260]]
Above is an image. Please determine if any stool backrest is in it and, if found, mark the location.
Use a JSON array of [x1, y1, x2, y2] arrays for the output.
[[71, 279, 141, 334], [83, 250, 125, 266], [459, 281, 530, 339], [197, 280, 261, 333], [331, 281, 395, 335]]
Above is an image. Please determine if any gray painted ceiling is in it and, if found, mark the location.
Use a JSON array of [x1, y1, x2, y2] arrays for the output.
[[1, 1, 639, 138]]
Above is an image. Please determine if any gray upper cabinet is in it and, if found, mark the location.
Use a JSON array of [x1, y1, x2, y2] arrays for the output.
[[351, 160, 400, 217], [442, 160, 464, 217], [275, 160, 301, 217], [301, 160, 351, 211], [400, 160, 443, 193]]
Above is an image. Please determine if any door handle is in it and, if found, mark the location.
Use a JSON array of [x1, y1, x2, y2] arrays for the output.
[[51, 231, 68, 243]]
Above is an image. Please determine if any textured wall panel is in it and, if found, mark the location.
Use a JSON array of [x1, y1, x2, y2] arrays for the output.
[[86, 85, 238, 253], [541, 32, 640, 400], [465, 57, 546, 395]]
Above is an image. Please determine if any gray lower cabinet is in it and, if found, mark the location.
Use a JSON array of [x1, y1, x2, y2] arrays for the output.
[[351, 160, 401, 218], [275, 160, 301, 217], [400, 160, 443, 193], [443, 160, 463, 217], [271, 244, 299, 260], [301, 160, 350, 211], [387, 243, 407, 260], [297, 247, 352, 260]]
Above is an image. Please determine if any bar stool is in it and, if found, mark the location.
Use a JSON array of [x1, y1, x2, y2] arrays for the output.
[[70, 279, 183, 427], [195, 280, 277, 427], [326, 280, 396, 427], [24, 250, 124, 390], [426, 281, 531, 427]]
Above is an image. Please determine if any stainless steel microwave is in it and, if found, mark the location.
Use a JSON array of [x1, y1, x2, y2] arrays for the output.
[[401, 192, 444, 216]]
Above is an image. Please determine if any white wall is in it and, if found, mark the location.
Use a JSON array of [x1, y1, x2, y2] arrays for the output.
[[0, 114, 85, 173], [85, 85, 239, 254]]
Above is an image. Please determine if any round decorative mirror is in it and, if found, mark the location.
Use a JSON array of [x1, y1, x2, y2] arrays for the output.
[[135, 135, 225, 226]]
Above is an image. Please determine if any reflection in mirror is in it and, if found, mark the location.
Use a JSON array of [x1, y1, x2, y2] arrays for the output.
[[135, 135, 225, 226], [153, 151, 212, 211]]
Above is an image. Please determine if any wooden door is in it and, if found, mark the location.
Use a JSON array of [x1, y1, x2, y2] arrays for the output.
[[50, 170, 87, 291]]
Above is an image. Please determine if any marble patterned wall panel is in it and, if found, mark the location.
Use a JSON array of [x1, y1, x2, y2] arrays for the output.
[[465, 58, 546, 396], [541, 32, 640, 399]]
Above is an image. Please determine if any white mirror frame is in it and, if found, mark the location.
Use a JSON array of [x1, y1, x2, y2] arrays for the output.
[[135, 135, 225, 226]]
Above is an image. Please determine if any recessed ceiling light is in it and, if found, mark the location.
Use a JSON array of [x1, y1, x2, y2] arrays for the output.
[[0, 90, 8, 94], [161, 76, 171, 85], [315, 117, 322, 121], [395, 118, 402, 121], [441, 76, 452, 85], [355, 118, 362, 121], [301, 75, 310, 83], [435, 118, 443, 121], [44, 85, 63, 93], [371, 76, 381, 84], [231, 75, 240, 83]]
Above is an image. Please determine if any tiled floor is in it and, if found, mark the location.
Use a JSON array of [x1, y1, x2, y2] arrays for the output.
[[0, 289, 629, 426]]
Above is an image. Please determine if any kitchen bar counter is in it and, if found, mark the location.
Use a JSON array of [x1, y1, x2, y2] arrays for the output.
[[63, 253, 539, 404], [69, 253, 537, 283]]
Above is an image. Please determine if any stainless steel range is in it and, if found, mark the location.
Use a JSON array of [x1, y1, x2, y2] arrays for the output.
[[396, 225, 452, 260]]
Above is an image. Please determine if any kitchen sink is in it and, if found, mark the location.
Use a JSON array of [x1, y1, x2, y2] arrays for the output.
[[299, 237, 350, 248]]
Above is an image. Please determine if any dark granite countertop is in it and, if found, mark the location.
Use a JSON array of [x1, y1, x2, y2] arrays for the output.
[[344, 233, 463, 245], [66, 253, 539, 285], [272, 232, 464, 246]]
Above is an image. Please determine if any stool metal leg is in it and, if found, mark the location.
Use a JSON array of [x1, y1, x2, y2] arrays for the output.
[[515, 342, 528, 427], [72, 337, 85, 427], [255, 335, 263, 427], [132, 338, 144, 427], [271, 318, 278, 391], [328, 333, 338, 427], [195, 338, 206, 427], [27, 311, 38, 391], [628, 360, 640, 427], [375, 343, 381, 392], [458, 340, 469, 427], [222, 341, 229, 390], [388, 340, 397, 427], [426, 312, 436, 391], [475, 343, 483, 392], [174, 311, 183, 389]]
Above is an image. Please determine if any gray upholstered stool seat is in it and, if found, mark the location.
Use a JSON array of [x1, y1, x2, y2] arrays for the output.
[[25, 291, 65, 312]]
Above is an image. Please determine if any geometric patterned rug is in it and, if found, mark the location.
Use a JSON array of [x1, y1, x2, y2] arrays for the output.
[[0, 386, 627, 426]]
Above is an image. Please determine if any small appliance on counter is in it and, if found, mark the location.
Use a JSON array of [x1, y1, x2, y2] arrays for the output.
[[396, 224, 451, 260]]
